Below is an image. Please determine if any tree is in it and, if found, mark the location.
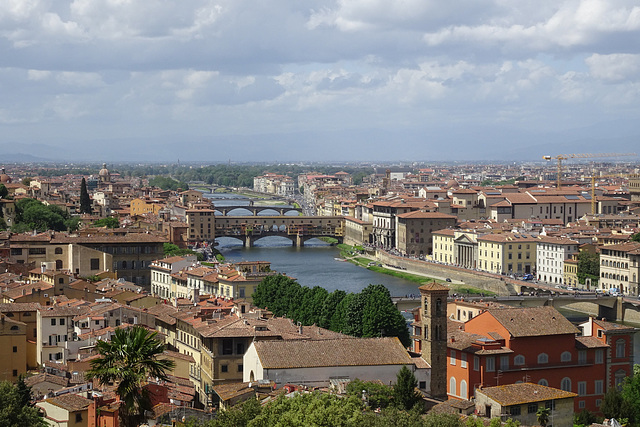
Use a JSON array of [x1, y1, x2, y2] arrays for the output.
[[12, 198, 68, 232], [536, 407, 550, 427], [86, 326, 175, 427], [0, 381, 47, 427], [80, 178, 92, 214], [632, 233, 640, 243], [577, 251, 599, 286], [346, 379, 393, 409], [392, 366, 422, 410], [0, 183, 8, 198], [94, 217, 120, 228], [621, 364, 640, 423], [574, 409, 596, 426]]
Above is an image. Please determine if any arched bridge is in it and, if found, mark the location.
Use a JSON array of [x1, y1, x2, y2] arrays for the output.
[[214, 216, 344, 247], [212, 205, 302, 216]]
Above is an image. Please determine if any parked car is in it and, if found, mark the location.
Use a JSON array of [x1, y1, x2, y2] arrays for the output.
[[522, 273, 534, 281], [446, 278, 452, 282]]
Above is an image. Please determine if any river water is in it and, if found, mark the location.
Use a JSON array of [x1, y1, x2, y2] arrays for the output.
[[205, 192, 421, 297]]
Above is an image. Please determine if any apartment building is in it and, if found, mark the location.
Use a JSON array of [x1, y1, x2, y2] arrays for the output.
[[395, 211, 457, 256], [599, 242, 640, 295], [477, 233, 538, 275], [536, 236, 580, 285]]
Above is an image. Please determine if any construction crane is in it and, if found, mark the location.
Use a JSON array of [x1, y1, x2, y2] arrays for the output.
[[543, 153, 636, 189]]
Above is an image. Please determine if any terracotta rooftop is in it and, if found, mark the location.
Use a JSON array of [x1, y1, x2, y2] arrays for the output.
[[487, 306, 579, 338], [478, 382, 577, 405], [45, 393, 93, 412], [252, 337, 412, 369]]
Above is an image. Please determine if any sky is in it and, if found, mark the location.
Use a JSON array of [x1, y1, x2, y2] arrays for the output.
[[1, 0, 639, 163]]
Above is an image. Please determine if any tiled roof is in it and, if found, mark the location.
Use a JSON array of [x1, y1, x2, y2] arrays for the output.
[[478, 382, 577, 405], [593, 318, 637, 332], [419, 282, 450, 292], [45, 393, 93, 412], [211, 382, 255, 401], [575, 336, 608, 349], [488, 306, 579, 337], [25, 373, 69, 388], [253, 337, 412, 369]]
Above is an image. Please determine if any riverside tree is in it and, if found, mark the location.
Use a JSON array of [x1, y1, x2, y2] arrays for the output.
[[252, 276, 411, 346]]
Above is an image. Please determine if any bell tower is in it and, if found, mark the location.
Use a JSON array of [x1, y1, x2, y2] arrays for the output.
[[419, 282, 449, 399]]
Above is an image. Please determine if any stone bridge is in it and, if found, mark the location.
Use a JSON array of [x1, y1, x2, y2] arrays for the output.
[[214, 215, 344, 247], [212, 205, 302, 216]]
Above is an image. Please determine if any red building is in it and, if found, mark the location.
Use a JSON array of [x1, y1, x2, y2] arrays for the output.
[[437, 305, 634, 414]]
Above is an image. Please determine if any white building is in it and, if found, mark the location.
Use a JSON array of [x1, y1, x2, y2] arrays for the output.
[[243, 337, 429, 391], [536, 236, 580, 285], [150, 255, 198, 299]]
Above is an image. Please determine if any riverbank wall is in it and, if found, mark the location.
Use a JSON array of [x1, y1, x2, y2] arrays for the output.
[[375, 251, 515, 296]]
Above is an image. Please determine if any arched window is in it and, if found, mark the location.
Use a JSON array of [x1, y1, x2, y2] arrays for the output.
[[514, 355, 525, 366], [436, 298, 442, 315], [561, 351, 572, 362], [538, 379, 548, 387], [55, 247, 63, 254], [538, 353, 548, 364], [561, 377, 571, 392], [460, 380, 468, 399], [122, 261, 127, 269], [616, 339, 626, 358], [615, 370, 627, 390], [449, 377, 456, 396], [10, 325, 19, 331]]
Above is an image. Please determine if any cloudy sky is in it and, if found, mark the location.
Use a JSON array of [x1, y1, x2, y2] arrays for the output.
[[1, 0, 639, 163]]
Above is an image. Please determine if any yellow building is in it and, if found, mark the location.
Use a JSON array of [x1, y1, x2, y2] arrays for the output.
[[0, 314, 27, 382], [477, 233, 537, 275], [564, 257, 579, 287], [432, 229, 456, 263], [37, 393, 93, 427], [130, 197, 166, 216]]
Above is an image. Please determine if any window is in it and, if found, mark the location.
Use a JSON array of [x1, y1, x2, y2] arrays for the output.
[[222, 339, 233, 355], [238, 364, 243, 373], [13, 346, 17, 353], [595, 349, 604, 364], [450, 350, 456, 365], [50, 319, 56, 326], [486, 357, 495, 372], [90, 258, 100, 270], [616, 339, 626, 358], [578, 350, 586, 365], [76, 413, 82, 423], [449, 377, 456, 395], [561, 377, 571, 392], [236, 342, 245, 355], [615, 370, 626, 390], [509, 406, 521, 416], [500, 355, 509, 371], [561, 351, 571, 362], [474, 356, 480, 371], [514, 355, 525, 366], [579, 400, 585, 409], [28, 248, 46, 255], [528, 403, 538, 414], [13, 369, 17, 377], [221, 365, 228, 373], [538, 353, 548, 364], [55, 247, 63, 254], [596, 399, 602, 407], [59, 318, 65, 326], [461, 353, 467, 368], [460, 380, 468, 399], [538, 379, 548, 387], [595, 380, 603, 395], [578, 381, 587, 396]]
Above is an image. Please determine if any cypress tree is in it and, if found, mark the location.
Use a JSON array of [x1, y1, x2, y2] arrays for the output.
[[80, 178, 92, 214]]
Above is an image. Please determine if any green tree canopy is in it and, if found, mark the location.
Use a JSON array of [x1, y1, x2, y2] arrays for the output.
[[252, 278, 411, 346], [163, 242, 204, 261], [12, 198, 69, 232], [0, 183, 8, 198], [393, 366, 422, 410], [0, 380, 47, 427], [93, 217, 120, 228], [631, 233, 640, 243], [577, 251, 599, 286], [86, 326, 175, 427]]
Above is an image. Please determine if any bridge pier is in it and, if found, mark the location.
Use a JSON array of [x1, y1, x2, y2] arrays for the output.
[[244, 235, 254, 248], [296, 235, 304, 247]]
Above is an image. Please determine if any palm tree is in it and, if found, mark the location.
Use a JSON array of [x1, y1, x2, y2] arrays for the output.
[[87, 326, 174, 427], [536, 406, 550, 427]]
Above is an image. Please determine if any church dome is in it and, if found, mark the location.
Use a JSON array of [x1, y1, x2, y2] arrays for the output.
[[0, 167, 11, 184]]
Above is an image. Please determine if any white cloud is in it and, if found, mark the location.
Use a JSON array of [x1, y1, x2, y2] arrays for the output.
[[586, 53, 640, 82]]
